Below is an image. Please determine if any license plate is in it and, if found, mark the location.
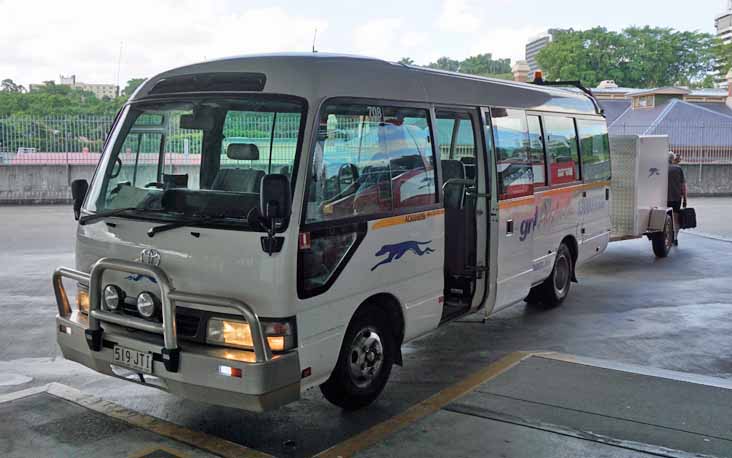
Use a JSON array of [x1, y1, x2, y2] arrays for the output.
[[113, 345, 153, 374]]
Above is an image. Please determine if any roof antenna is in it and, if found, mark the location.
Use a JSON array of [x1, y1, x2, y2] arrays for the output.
[[115, 41, 124, 96], [312, 28, 318, 53]]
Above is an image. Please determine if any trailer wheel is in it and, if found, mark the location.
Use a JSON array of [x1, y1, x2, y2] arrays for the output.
[[528, 243, 573, 308], [652, 214, 674, 258], [320, 306, 395, 410]]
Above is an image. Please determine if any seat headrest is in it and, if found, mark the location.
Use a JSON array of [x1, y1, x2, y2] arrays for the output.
[[441, 159, 464, 180], [227, 143, 259, 160]]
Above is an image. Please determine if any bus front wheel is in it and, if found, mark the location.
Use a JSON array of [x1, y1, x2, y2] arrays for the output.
[[320, 306, 395, 410]]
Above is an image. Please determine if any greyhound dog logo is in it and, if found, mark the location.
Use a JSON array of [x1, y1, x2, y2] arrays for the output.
[[371, 241, 435, 271], [648, 167, 660, 177], [125, 274, 157, 284]]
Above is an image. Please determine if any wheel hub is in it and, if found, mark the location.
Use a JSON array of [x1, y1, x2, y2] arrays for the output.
[[554, 254, 570, 298], [348, 328, 384, 388]]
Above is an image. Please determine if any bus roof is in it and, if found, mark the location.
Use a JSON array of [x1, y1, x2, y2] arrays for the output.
[[132, 53, 601, 116]]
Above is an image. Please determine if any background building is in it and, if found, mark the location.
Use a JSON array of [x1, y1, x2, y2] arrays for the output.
[[525, 32, 552, 75], [716, 0, 732, 44], [30, 75, 119, 99], [716, 0, 732, 87]]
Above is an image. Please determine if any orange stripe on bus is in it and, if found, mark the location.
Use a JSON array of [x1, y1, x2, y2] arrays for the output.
[[372, 208, 445, 230], [499, 180, 610, 209]]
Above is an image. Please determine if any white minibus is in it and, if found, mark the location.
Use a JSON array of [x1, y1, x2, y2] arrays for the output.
[[53, 54, 611, 412]]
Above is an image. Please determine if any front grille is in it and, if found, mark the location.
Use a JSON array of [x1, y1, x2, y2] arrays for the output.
[[116, 300, 202, 339], [176, 313, 200, 338]]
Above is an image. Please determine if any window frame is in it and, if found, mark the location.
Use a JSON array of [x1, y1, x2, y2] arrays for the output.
[[541, 114, 583, 188], [489, 106, 534, 200], [300, 96, 441, 232], [525, 113, 548, 189], [576, 117, 611, 183]]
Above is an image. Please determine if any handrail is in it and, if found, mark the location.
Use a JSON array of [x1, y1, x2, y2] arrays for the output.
[[53, 258, 272, 366]]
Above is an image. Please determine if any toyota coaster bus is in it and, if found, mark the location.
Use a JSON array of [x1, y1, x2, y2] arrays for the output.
[[53, 53, 611, 412]]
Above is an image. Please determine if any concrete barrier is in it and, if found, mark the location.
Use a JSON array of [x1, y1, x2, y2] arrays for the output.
[[681, 164, 732, 197], [1, 163, 731, 205], [0, 165, 96, 204]]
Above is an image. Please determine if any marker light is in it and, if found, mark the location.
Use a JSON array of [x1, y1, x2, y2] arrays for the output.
[[136, 292, 157, 318], [218, 365, 243, 378], [103, 285, 122, 311]]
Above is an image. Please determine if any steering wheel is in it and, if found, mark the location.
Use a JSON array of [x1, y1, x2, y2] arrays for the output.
[[144, 182, 164, 189]]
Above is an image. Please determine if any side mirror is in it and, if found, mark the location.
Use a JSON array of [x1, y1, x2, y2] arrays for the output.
[[259, 174, 291, 226], [259, 174, 291, 256], [71, 179, 89, 220]]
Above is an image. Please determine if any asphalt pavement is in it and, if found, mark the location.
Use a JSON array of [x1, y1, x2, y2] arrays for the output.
[[1, 199, 731, 457]]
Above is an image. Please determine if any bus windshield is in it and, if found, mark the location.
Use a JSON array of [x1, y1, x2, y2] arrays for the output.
[[84, 96, 305, 228]]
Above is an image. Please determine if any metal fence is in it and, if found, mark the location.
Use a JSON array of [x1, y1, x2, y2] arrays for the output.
[[3, 116, 732, 165], [610, 122, 732, 164]]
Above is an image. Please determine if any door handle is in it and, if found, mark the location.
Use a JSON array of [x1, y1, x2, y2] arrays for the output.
[[506, 219, 514, 235]]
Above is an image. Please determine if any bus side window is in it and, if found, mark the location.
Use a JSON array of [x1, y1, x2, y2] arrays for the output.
[[577, 119, 611, 182], [490, 108, 532, 199], [544, 116, 581, 185], [304, 103, 436, 224], [527, 115, 547, 187]]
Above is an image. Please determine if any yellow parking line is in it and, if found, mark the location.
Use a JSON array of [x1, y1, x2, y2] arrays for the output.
[[315, 351, 541, 458], [45, 383, 274, 458]]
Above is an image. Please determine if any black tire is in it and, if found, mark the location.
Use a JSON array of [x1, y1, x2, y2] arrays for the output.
[[320, 306, 395, 410], [652, 214, 674, 258], [528, 243, 573, 308]]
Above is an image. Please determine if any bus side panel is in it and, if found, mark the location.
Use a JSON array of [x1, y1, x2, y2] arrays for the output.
[[295, 212, 445, 390], [578, 181, 611, 265], [494, 197, 535, 311], [531, 185, 583, 284]]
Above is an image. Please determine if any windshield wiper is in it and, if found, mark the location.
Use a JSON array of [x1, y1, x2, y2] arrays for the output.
[[79, 207, 143, 225], [146, 215, 241, 238]]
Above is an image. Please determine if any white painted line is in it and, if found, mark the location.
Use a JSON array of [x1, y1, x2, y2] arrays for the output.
[[0, 383, 50, 403], [538, 352, 732, 391]]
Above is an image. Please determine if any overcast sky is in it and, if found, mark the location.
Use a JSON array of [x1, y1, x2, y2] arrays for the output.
[[1, 0, 729, 88]]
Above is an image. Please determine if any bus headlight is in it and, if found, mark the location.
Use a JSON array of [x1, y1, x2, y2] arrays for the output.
[[76, 285, 90, 314], [207, 318, 253, 348], [206, 318, 296, 352]]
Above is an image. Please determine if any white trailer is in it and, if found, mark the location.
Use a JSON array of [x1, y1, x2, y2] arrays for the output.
[[609, 135, 675, 257]]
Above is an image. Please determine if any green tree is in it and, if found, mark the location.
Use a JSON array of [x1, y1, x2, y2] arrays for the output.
[[459, 53, 511, 76], [398, 57, 414, 65], [428, 57, 460, 72], [122, 78, 146, 97], [1, 79, 26, 93], [537, 27, 715, 88]]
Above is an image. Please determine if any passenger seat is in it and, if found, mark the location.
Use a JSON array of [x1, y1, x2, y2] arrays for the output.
[[211, 143, 265, 193]]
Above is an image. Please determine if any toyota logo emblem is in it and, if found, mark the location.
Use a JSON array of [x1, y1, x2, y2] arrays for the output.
[[140, 248, 161, 267]]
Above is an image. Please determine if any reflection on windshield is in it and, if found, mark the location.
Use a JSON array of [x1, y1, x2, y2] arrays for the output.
[[84, 96, 305, 228]]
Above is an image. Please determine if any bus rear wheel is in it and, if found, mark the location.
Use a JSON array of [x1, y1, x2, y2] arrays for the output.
[[320, 306, 395, 410], [527, 243, 573, 308]]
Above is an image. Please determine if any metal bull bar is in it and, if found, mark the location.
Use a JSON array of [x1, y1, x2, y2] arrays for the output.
[[53, 258, 272, 372]]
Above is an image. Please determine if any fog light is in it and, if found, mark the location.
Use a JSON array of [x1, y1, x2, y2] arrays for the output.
[[103, 285, 122, 311], [136, 292, 157, 318]]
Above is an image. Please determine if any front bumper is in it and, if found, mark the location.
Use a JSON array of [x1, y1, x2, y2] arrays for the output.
[[53, 259, 301, 412]]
